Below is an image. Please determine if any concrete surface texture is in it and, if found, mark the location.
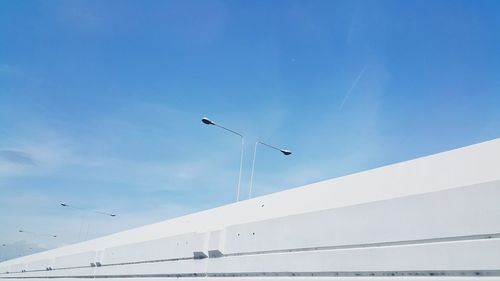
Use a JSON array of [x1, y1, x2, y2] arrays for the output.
[[1, 138, 499, 280]]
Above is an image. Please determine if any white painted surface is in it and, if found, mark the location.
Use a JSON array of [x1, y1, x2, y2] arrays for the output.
[[2, 276, 500, 281], [1, 138, 499, 279]]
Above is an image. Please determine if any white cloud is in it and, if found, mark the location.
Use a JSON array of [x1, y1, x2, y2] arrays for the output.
[[339, 66, 368, 110]]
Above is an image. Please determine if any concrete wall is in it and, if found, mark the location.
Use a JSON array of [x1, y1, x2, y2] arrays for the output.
[[1, 138, 499, 280]]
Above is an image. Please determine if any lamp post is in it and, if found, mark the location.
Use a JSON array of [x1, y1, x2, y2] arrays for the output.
[[201, 117, 245, 202], [0, 244, 6, 261], [249, 141, 292, 199], [60, 203, 116, 217], [18, 230, 57, 238], [60, 203, 116, 241], [18, 230, 58, 256]]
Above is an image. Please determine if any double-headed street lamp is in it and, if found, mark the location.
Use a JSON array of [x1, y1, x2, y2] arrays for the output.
[[18, 230, 58, 255], [202, 117, 244, 202], [202, 116, 292, 200], [18, 230, 58, 238], [249, 141, 292, 199], [60, 203, 116, 217], [60, 203, 116, 241]]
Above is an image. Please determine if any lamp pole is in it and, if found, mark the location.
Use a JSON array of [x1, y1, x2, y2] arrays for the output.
[[249, 141, 292, 199], [60, 203, 116, 241], [202, 117, 244, 202], [18, 230, 58, 256], [18, 230, 57, 238], [0, 244, 6, 261], [60, 203, 116, 217]]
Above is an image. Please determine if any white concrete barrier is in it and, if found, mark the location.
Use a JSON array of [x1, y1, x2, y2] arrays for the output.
[[1, 138, 499, 280]]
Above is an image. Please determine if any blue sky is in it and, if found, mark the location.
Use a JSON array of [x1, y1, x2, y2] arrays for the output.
[[1, 0, 499, 258]]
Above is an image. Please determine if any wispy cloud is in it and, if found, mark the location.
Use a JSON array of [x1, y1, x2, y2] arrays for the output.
[[0, 142, 70, 177], [0, 150, 36, 165], [339, 66, 368, 110], [0, 124, 239, 193]]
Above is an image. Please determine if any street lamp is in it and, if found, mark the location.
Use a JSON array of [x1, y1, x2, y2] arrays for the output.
[[60, 203, 116, 217], [249, 141, 292, 199], [201, 117, 245, 202], [60, 203, 116, 241], [18, 230, 58, 238], [16, 230, 58, 257]]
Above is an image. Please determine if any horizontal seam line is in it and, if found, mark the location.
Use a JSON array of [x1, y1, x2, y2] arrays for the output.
[[3, 232, 499, 273], [2, 270, 500, 278]]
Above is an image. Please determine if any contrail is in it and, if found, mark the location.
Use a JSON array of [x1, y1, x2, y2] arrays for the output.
[[339, 66, 367, 110]]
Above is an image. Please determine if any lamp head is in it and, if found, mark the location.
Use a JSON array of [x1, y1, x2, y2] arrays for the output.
[[201, 117, 215, 125], [280, 149, 292, 156]]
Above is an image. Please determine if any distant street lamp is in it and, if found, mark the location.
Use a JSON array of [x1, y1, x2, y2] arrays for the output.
[[16, 230, 58, 257], [18, 230, 57, 238], [201, 117, 245, 202], [249, 141, 292, 199], [59, 203, 116, 241], [60, 203, 116, 217]]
